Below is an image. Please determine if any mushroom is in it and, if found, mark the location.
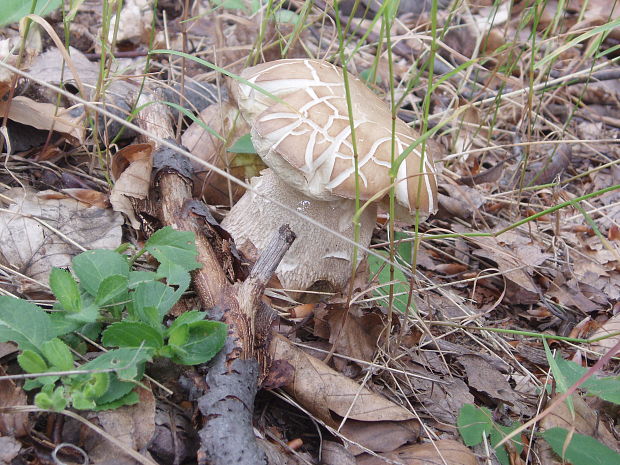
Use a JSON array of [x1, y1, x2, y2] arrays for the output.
[[222, 59, 439, 294]]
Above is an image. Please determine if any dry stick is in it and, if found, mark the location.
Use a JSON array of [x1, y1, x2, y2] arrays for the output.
[[134, 90, 229, 308], [134, 90, 298, 465]]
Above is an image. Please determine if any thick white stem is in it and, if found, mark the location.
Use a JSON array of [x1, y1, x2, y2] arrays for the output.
[[221, 169, 377, 294]]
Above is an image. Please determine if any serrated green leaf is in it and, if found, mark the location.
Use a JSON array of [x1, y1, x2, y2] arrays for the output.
[[18, 350, 48, 373], [41, 338, 74, 371], [132, 281, 178, 323], [543, 427, 620, 465], [49, 268, 81, 312], [94, 390, 140, 410], [71, 390, 97, 410], [227, 133, 256, 154], [102, 322, 164, 349], [145, 227, 201, 279], [65, 303, 100, 324], [72, 250, 130, 297], [167, 324, 189, 347], [0, 296, 54, 352], [34, 385, 67, 411], [95, 275, 129, 306], [457, 404, 493, 446], [171, 320, 227, 365]]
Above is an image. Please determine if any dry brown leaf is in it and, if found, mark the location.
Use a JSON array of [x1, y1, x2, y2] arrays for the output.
[[102, 0, 153, 47], [467, 229, 550, 304], [110, 143, 154, 229], [321, 441, 357, 465], [0, 188, 123, 293], [181, 101, 263, 205], [458, 354, 526, 413], [588, 313, 620, 356], [60, 188, 110, 209], [340, 419, 420, 455], [0, 369, 29, 437], [314, 306, 378, 366], [84, 386, 156, 464], [539, 393, 619, 451], [0, 436, 21, 464], [357, 439, 477, 465], [0, 96, 85, 144], [271, 335, 414, 424]]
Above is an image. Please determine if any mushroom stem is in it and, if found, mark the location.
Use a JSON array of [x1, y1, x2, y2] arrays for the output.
[[221, 169, 377, 295]]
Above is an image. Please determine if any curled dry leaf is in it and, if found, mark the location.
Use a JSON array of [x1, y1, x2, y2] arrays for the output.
[[0, 96, 85, 145], [588, 313, 620, 357], [110, 143, 154, 229], [0, 188, 123, 294], [539, 393, 619, 452], [83, 385, 157, 464], [271, 334, 414, 423], [0, 369, 29, 438], [60, 188, 110, 209], [357, 439, 477, 465], [181, 101, 264, 205]]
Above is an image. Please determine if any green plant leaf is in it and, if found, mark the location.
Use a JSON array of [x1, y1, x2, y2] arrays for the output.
[[167, 324, 189, 347], [0, 296, 54, 352], [34, 385, 67, 411], [170, 320, 227, 365], [167, 310, 207, 333], [145, 227, 201, 278], [131, 281, 177, 324], [457, 404, 493, 446], [49, 268, 81, 312], [94, 390, 140, 411], [41, 338, 74, 371], [128, 271, 158, 289], [81, 347, 152, 381], [0, 0, 62, 27], [489, 422, 524, 465], [367, 251, 410, 313], [545, 340, 574, 414], [543, 427, 620, 465], [95, 274, 129, 306], [18, 350, 48, 374], [64, 303, 100, 324], [102, 322, 164, 350], [72, 250, 129, 297], [554, 356, 620, 405], [227, 133, 256, 154]]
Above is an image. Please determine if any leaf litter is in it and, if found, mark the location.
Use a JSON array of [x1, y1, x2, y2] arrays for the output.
[[0, 1, 619, 464]]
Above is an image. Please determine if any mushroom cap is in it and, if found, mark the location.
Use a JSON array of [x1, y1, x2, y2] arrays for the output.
[[230, 59, 439, 216]]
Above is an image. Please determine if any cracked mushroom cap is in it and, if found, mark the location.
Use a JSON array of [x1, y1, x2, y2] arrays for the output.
[[230, 58, 439, 217]]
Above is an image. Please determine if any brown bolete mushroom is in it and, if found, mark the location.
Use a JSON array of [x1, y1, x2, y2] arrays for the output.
[[222, 59, 439, 294]]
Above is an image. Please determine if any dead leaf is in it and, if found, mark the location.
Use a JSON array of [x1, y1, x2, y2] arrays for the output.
[[60, 188, 110, 209], [181, 101, 263, 205], [0, 436, 21, 464], [102, 0, 153, 47], [109, 143, 154, 229], [0, 368, 29, 437], [0, 96, 85, 145], [321, 441, 356, 465], [588, 313, 620, 356], [540, 394, 619, 452], [357, 439, 477, 465], [340, 419, 420, 455], [271, 335, 414, 425], [0, 188, 123, 294], [84, 385, 156, 464], [458, 354, 526, 413]]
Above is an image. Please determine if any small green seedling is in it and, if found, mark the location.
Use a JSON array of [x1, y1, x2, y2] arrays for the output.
[[0, 227, 227, 411]]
